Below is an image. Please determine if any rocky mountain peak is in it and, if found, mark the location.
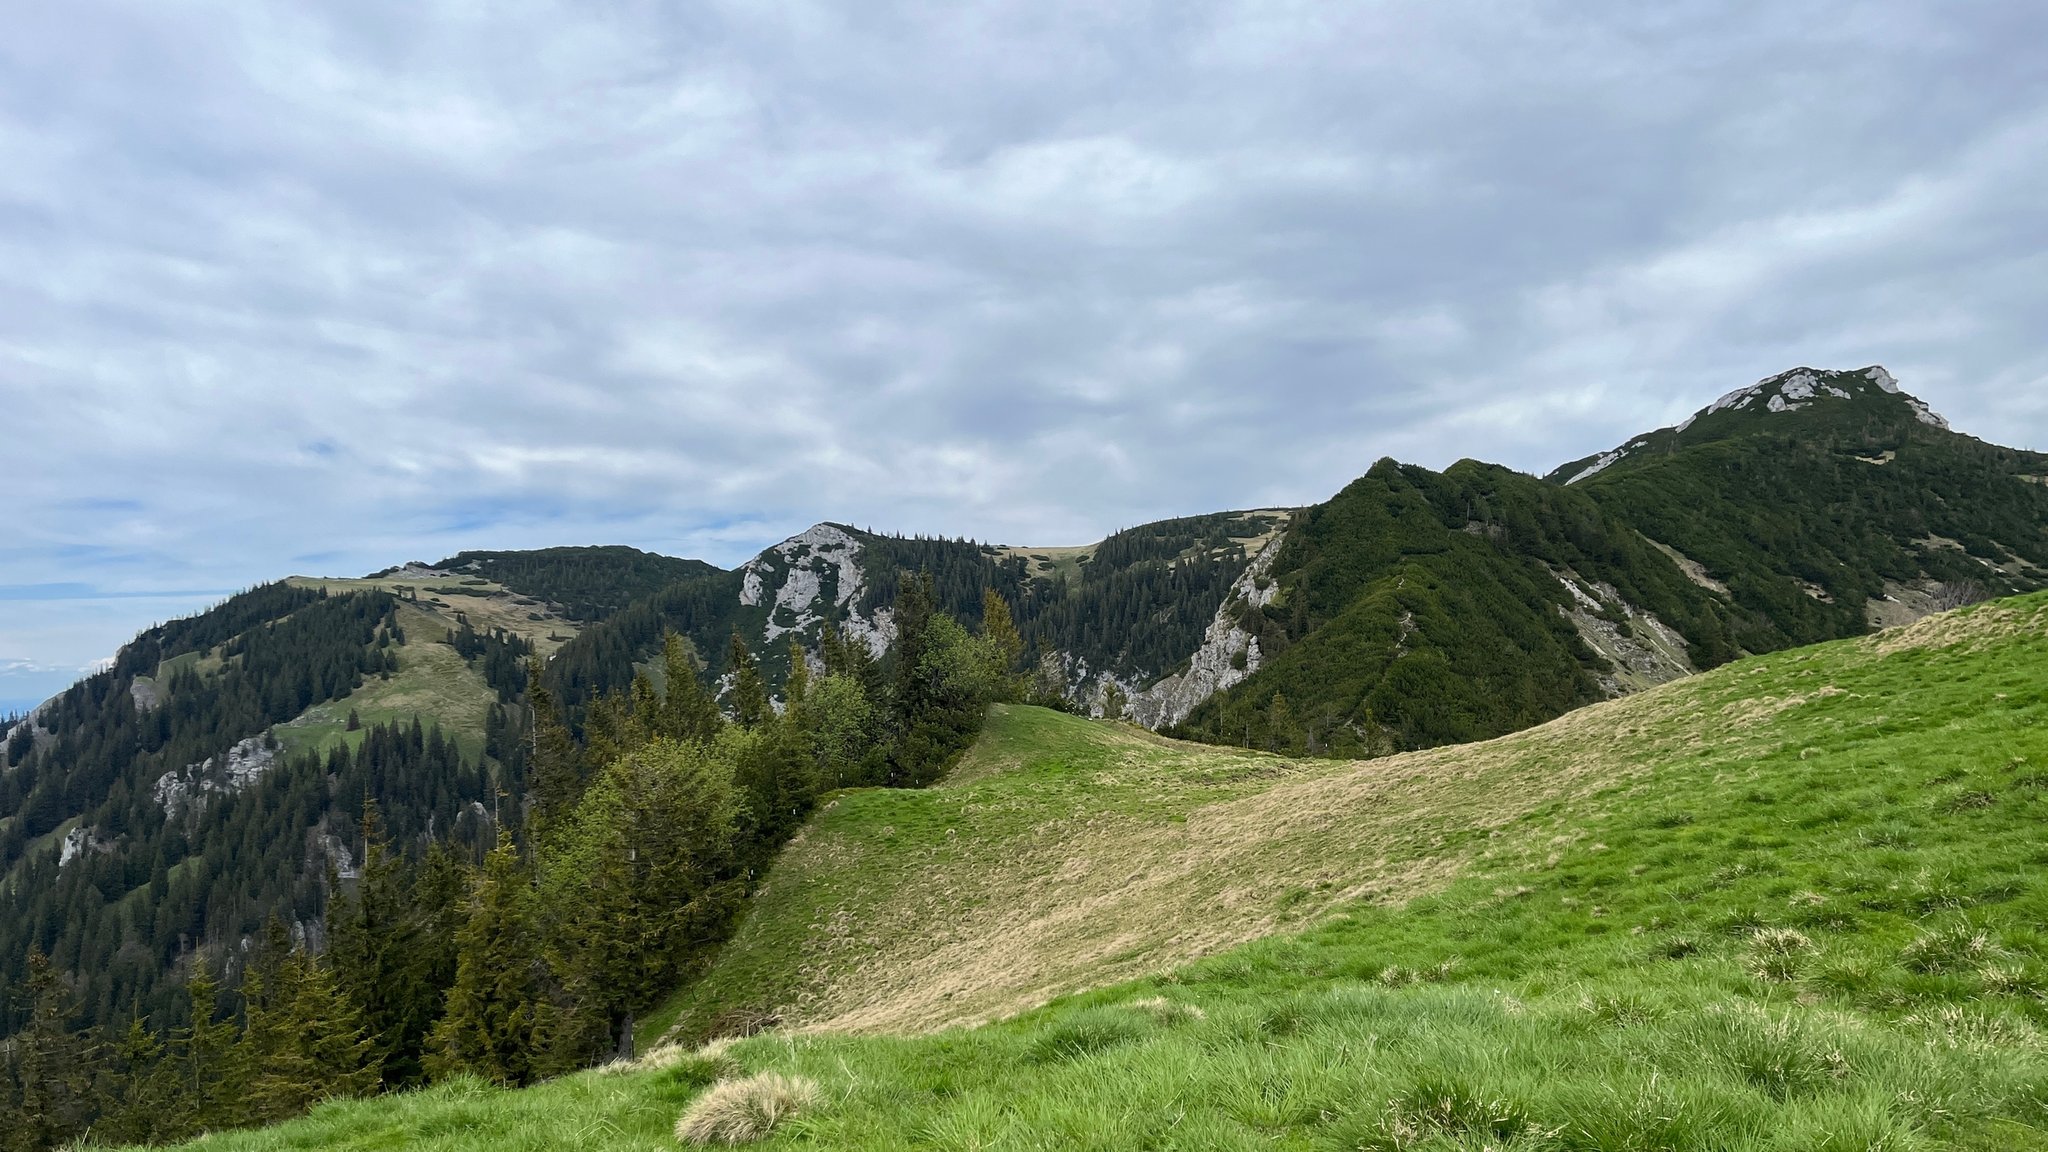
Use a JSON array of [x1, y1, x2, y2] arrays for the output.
[[1557, 365, 1948, 485], [1674, 365, 1944, 433]]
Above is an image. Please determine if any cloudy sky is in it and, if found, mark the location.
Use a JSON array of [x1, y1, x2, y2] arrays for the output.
[[4, 1, 2045, 710]]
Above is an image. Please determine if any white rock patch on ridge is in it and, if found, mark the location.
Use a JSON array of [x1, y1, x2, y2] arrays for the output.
[[1905, 396, 1948, 429], [1671, 365, 1940, 435], [1125, 537, 1285, 729], [740, 524, 895, 657], [1566, 449, 1627, 485], [1565, 438, 1654, 486]]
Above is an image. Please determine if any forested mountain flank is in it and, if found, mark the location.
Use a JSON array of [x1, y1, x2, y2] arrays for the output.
[[1179, 366, 2048, 756], [1, 569, 1026, 1147], [1171, 459, 1732, 755], [1553, 366, 2048, 651], [0, 585, 500, 1037]]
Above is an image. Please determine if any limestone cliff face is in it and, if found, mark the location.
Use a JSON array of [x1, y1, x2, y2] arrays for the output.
[[151, 734, 279, 817], [1550, 568, 1695, 697], [728, 521, 1297, 729], [1122, 537, 1283, 729]]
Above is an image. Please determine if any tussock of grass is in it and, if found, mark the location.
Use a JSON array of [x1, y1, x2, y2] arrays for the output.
[[673, 1072, 817, 1146], [1901, 920, 2007, 974], [596, 1036, 741, 1079], [1745, 925, 1817, 982]]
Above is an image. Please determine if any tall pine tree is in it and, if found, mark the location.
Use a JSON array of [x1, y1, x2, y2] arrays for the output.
[[655, 632, 720, 745], [727, 633, 770, 729], [4, 952, 98, 1151], [525, 661, 583, 839], [428, 832, 545, 1086]]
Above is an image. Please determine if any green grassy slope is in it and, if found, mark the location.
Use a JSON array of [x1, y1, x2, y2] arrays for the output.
[[278, 574, 582, 761], [171, 591, 2048, 1150], [273, 604, 498, 763]]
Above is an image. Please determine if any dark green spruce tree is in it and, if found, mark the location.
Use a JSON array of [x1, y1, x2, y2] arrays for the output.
[[429, 832, 548, 1086], [727, 632, 770, 729]]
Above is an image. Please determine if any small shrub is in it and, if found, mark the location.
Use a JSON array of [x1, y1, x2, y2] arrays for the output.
[[675, 1072, 818, 1146], [1901, 922, 2005, 974]]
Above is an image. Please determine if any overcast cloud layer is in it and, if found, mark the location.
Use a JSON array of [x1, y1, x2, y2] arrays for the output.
[[4, 0, 2046, 709]]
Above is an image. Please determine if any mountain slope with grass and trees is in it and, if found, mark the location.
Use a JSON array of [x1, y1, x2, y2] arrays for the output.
[[78, 587, 2048, 1151], [0, 569, 1029, 1148], [1, 364, 2044, 1149]]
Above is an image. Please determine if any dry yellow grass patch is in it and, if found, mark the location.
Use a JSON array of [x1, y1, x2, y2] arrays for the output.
[[1127, 995, 1207, 1023], [674, 1072, 818, 1146], [598, 1036, 742, 1077], [1868, 597, 2048, 655], [778, 692, 1727, 1036], [1715, 684, 1847, 727]]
